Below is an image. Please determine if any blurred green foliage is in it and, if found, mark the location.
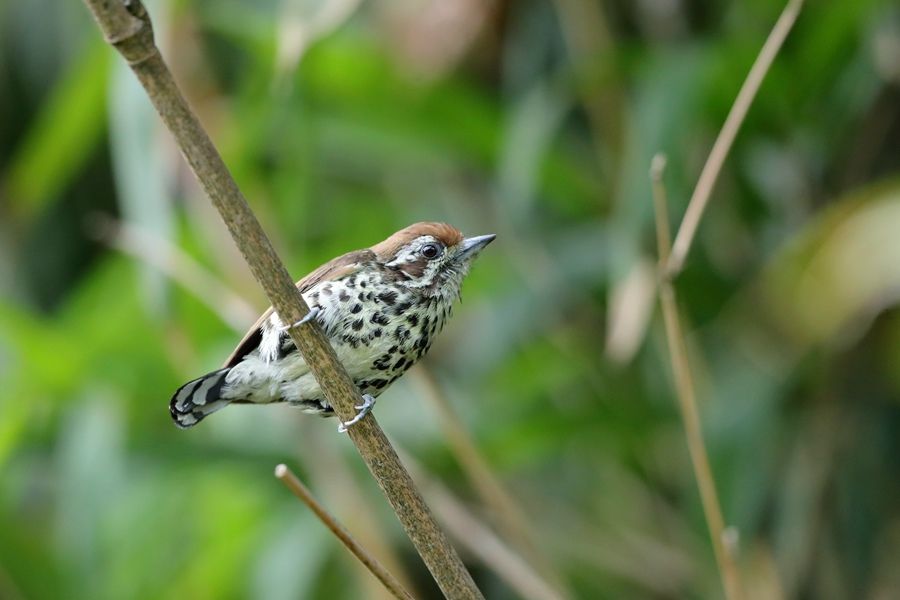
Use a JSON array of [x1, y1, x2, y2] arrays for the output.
[[2, 0, 900, 598]]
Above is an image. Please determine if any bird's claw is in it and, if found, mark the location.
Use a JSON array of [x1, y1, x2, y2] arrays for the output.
[[280, 307, 321, 331], [338, 394, 376, 433]]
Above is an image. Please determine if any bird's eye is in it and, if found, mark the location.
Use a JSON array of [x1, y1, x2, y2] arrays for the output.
[[421, 243, 442, 259]]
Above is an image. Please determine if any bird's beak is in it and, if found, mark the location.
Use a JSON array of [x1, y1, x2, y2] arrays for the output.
[[456, 234, 496, 261]]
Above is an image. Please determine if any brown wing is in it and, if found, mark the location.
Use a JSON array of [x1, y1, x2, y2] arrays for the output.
[[222, 248, 376, 368]]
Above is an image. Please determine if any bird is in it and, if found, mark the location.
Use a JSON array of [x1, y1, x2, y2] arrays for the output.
[[169, 222, 495, 431]]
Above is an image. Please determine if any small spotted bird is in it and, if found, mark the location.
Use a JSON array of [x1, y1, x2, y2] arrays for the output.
[[170, 222, 494, 430]]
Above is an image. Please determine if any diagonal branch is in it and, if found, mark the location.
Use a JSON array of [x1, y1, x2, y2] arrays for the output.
[[80, 1, 482, 598], [666, 0, 804, 277]]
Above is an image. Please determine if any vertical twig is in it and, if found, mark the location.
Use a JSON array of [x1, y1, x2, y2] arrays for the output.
[[648, 1, 803, 595], [651, 155, 671, 266], [666, 0, 804, 276], [651, 156, 743, 600], [275, 465, 416, 600], [80, 2, 482, 597]]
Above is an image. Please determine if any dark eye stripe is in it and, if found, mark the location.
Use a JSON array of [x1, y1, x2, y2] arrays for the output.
[[399, 257, 427, 278]]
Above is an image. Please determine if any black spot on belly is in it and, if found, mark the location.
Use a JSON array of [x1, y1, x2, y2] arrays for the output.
[[371, 312, 389, 326], [394, 357, 406, 370], [406, 314, 419, 327], [394, 301, 412, 315], [322, 285, 333, 296], [370, 378, 388, 390], [352, 319, 364, 331], [373, 328, 383, 338], [378, 291, 397, 305], [360, 280, 367, 288], [346, 277, 356, 288], [339, 289, 350, 302], [351, 303, 362, 314], [416, 341, 433, 359]]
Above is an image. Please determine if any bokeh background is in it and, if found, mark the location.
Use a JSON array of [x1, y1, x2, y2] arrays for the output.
[[2, 0, 900, 598]]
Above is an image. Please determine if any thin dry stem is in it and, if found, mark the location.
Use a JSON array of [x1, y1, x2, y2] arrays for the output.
[[412, 368, 569, 598], [652, 2, 805, 587], [659, 289, 743, 600], [651, 162, 743, 600], [650, 154, 671, 266], [666, 0, 804, 276], [275, 465, 416, 600], [88, 215, 257, 331], [401, 453, 565, 600], [81, 1, 481, 597]]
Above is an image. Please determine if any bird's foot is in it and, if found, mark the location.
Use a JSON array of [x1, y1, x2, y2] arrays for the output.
[[338, 394, 376, 433], [280, 307, 321, 331]]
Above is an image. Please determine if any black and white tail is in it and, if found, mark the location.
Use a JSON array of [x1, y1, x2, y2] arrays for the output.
[[170, 368, 232, 428]]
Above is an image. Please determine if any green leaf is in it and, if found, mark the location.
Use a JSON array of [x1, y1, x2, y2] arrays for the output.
[[5, 38, 110, 222]]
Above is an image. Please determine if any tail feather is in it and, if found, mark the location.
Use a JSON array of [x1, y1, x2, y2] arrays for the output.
[[170, 368, 231, 428]]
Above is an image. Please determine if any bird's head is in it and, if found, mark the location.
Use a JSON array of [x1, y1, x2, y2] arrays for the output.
[[372, 222, 495, 299]]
